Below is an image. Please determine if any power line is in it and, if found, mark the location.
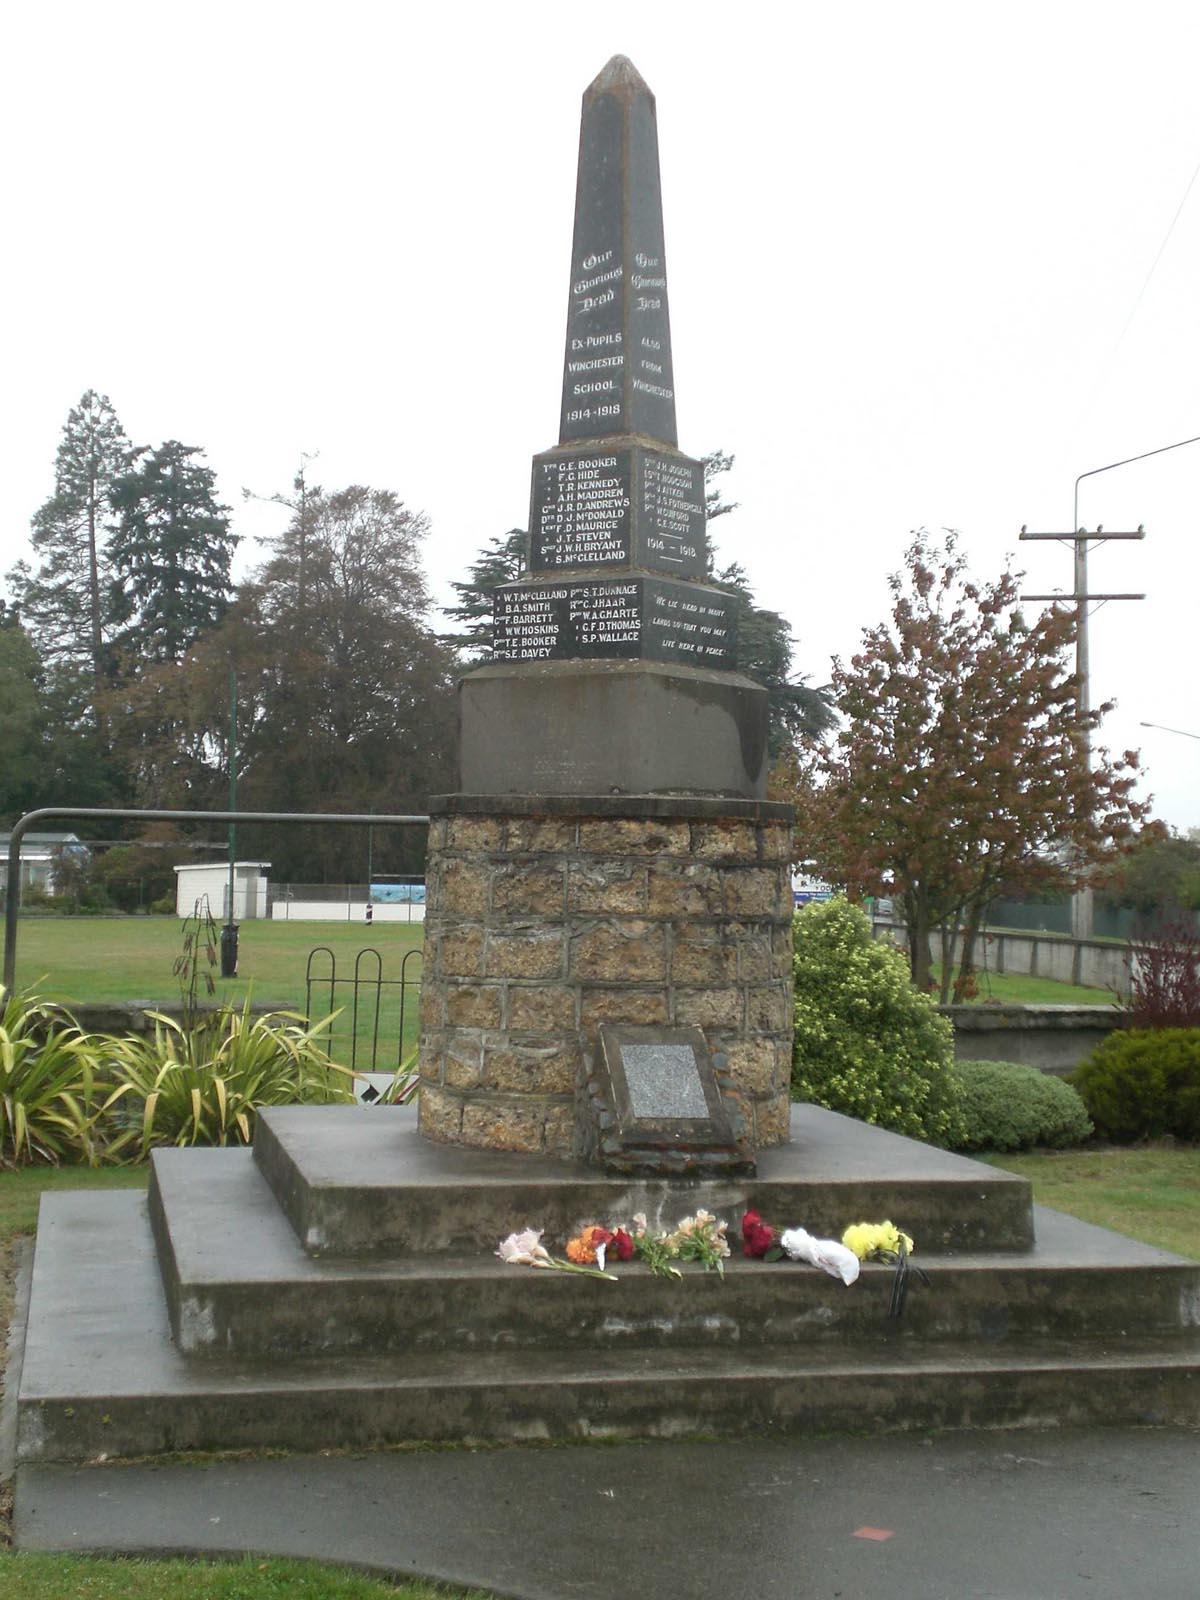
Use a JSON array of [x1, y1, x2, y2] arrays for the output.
[[1082, 147, 1200, 420]]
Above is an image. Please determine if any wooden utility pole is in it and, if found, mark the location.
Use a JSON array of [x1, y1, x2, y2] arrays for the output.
[[1020, 523, 1145, 940]]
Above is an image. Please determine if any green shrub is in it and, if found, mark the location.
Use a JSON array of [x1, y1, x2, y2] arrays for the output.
[[0, 986, 108, 1167], [93, 1000, 356, 1159], [791, 897, 964, 1145], [1070, 1027, 1200, 1143], [950, 1059, 1092, 1151]]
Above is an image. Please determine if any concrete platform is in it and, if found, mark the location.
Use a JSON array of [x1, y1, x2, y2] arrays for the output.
[[251, 1102, 1037, 1254], [149, 1152, 1200, 1356], [9, 1102, 1200, 1470], [14, 1100, 1200, 1465], [12, 1196, 1200, 1463]]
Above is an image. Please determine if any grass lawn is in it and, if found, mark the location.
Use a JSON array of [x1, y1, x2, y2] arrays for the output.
[[5, 916, 1114, 1022], [931, 966, 1113, 1005], [0, 1554, 490, 1598], [982, 1146, 1200, 1259], [1, 917, 425, 1066]]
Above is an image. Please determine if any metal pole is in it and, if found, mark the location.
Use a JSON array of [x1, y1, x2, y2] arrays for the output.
[[1139, 721, 1200, 741], [1071, 533, 1093, 941], [222, 670, 239, 975], [3, 806, 429, 994], [1061, 432, 1200, 936]]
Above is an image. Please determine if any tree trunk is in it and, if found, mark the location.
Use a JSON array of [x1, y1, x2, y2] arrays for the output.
[[86, 468, 104, 693], [904, 889, 934, 990], [938, 922, 955, 1004], [953, 900, 987, 1001]]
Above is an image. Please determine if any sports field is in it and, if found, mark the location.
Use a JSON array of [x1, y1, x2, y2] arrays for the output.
[[1, 916, 425, 1066]]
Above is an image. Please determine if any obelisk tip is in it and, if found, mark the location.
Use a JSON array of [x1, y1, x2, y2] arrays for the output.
[[586, 55, 652, 98]]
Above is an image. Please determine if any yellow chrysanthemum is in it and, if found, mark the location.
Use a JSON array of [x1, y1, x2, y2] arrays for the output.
[[841, 1221, 915, 1261]]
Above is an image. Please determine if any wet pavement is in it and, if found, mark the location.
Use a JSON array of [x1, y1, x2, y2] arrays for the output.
[[13, 1424, 1200, 1599]]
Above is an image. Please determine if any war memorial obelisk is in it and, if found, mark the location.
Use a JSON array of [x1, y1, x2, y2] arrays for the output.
[[419, 57, 795, 1158]]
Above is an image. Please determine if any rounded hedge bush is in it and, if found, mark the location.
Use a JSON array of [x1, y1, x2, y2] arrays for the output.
[[791, 897, 964, 1146], [1070, 1027, 1200, 1143], [950, 1059, 1092, 1152]]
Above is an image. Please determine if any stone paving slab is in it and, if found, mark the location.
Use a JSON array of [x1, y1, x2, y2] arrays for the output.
[[14, 1427, 1200, 1600]]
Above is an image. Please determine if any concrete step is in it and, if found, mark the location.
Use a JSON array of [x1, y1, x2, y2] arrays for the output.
[[149, 1150, 1200, 1357], [16, 1191, 1200, 1465], [251, 1103, 1036, 1255]]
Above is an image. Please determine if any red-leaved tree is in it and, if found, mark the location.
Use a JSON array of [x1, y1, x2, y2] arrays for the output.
[[783, 531, 1150, 996]]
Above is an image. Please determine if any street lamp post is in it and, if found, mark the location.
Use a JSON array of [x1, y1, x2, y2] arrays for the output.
[[1139, 721, 1200, 742], [1020, 433, 1200, 940], [222, 669, 239, 978]]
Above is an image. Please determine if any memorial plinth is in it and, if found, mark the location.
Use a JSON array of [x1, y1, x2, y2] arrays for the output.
[[456, 52, 770, 804], [419, 796, 794, 1158], [422, 56, 792, 1159]]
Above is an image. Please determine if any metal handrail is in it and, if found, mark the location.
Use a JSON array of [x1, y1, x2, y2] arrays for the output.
[[2, 806, 429, 993]]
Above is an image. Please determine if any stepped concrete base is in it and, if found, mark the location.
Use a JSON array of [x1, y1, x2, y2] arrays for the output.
[[250, 1103, 1036, 1255], [14, 1189, 1200, 1463], [11, 1104, 1200, 1466], [150, 1156, 1197, 1358]]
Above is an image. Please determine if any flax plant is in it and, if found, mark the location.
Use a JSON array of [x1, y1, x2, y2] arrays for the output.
[[0, 986, 106, 1168], [95, 998, 355, 1158]]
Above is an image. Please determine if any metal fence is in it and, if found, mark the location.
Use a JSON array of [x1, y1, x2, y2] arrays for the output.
[[304, 944, 424, 1070]]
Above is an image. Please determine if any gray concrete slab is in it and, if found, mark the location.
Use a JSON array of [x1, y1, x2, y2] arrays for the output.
[[251, 1102, 1035, 1255], [147, 1146, 1200, 1355], [15, 1189, 1200, 1464], [15, 1426, 1200, 1600]]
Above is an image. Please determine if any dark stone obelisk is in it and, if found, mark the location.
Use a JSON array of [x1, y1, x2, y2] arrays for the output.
[[421, 59, 794, 1160], [556, 53, 678, 448], [459, 55, 768, 798]]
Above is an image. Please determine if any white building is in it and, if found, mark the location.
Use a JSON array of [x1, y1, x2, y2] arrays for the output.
[[174, 862, 271, 920], [0, 832, 91, 896]]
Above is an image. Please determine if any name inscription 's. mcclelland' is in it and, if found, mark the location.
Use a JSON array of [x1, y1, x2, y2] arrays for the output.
[[528, 446, 706, 579], [493, 577, 735, 667], [530, 453, 633, 570]]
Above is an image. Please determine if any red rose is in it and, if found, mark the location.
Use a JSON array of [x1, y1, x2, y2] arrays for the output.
[[741, 1209, 775, 1258], [611, 1229, 634, 1262]]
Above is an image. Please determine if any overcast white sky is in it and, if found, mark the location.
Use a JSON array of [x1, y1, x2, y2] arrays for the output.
[[4, 2, 1199, 827]]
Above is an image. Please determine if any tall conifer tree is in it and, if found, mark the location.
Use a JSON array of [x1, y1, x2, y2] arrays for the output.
[[108, 441, 237, 663], [9, 390, 128, 688]]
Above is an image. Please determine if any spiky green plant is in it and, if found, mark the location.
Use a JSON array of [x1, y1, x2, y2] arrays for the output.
[[95, 999, 355, 1158], [0, 986, 108, 1167], [373, 1046, 420, 1106]]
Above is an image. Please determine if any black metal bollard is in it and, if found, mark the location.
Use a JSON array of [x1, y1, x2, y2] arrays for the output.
[[220, 922, 239, 978]]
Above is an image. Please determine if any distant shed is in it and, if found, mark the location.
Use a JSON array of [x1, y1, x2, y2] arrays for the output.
[[174, 862, 270, 920]]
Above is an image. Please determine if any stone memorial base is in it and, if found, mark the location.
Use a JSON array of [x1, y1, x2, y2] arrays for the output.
[[458, 659, 769, 799], [417, 793, 795, 1157], [11, 1105, 1200, 1471]]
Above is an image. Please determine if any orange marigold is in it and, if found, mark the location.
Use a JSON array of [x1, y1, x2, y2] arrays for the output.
[[565, 1234, 596, 1265]]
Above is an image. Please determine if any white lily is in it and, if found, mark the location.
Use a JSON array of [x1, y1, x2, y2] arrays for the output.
[[496, 1228, 553, 1267]]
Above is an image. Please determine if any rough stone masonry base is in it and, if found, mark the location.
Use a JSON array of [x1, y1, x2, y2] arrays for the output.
[[418, 795, 795, 1156]]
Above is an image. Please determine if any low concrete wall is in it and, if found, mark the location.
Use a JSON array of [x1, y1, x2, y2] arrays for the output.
[[875, 919, 1130, 997], [940, 1003, 1127, 1074], [271, 901, 425, 923], [32, 1001, 286, 1038]]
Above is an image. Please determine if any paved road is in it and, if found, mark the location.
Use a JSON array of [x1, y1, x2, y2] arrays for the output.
[[14, 1425, 1200, 1599]]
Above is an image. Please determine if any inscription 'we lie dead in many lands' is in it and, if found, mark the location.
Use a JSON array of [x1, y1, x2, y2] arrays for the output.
[[493, 578, 735, 668]]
